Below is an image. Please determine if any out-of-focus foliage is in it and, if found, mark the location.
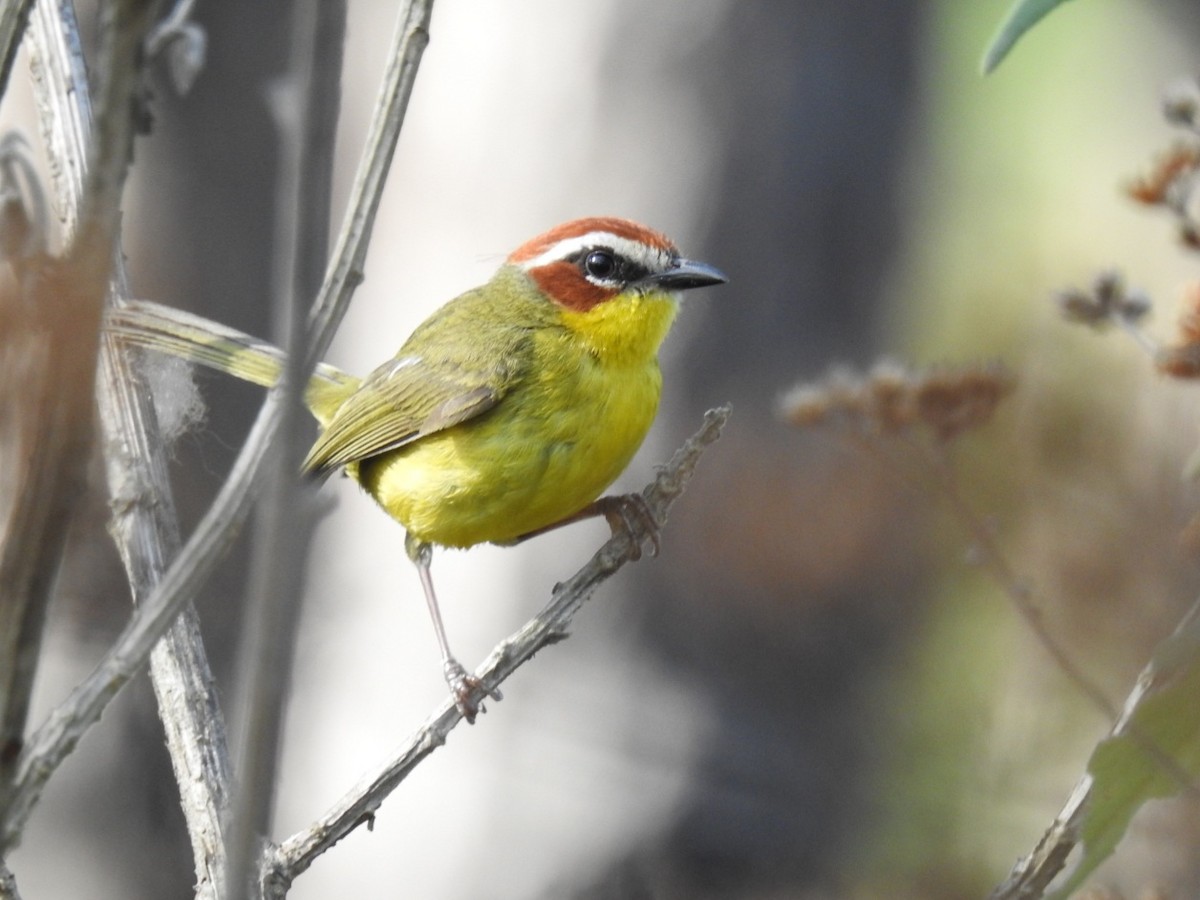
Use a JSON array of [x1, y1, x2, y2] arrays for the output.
[[1048, 607, 1200, 899], [984, 0, 1083, 73]]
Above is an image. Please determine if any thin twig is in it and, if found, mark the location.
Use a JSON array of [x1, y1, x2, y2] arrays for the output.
[[810, 401, 1200, 899], [258, 405, 731, 898], [910, 437, 1199, 899], [304, 0, 432, 361], [847, 421, 1187, 773], [224, 3, 346, 898], [916, 439, 1121, 720], [0, 0, 88, 806], [1, 396, 277, 849], [18, 2, 233, 892]]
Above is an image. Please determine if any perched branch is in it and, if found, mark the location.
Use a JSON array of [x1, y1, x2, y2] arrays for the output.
[[259, 405, 732, 898]]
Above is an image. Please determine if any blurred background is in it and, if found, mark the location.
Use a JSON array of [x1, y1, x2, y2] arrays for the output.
[[5, 0, 1200, 897]]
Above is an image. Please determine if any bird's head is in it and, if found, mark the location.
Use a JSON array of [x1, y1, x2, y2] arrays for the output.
[[507, 216, 727, 311], [506, 217, 727, 362]]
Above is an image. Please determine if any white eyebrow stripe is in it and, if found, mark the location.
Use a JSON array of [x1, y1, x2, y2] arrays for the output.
[[516, 231, 674, 273]]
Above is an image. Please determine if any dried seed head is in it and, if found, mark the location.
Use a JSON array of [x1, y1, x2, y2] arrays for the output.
[[913, 363, 1016, 442], [1125, 143, 1200, 206], [1057, 271, 1154, 330], [780, 361, 1016, 443], [1157, 281, 1200, 378], [1057, 286, 1111, 326], [1163, 78, 1200, 132]]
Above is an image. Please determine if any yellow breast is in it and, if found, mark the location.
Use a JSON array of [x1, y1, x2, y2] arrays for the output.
[[356, 291, 678, 548]]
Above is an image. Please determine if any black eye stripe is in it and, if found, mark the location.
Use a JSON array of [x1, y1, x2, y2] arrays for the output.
[[567, 247, 651, 285]]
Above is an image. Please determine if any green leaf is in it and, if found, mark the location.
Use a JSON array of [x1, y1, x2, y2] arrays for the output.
[[1047, 608, 1200, 898], [982, 0, 1081, 74]]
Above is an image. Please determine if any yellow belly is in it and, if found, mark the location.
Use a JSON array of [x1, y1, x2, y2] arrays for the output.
[[354, 351, 663, 548]]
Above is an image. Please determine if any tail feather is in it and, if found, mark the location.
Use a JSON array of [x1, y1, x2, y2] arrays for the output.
[[105, 300, 359, 424]]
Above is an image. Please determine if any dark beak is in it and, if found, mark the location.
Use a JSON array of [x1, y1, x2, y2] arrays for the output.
[[645, 258, 728, 291]]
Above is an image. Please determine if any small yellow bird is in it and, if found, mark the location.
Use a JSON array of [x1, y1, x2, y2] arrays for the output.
[[108, 217, 726, 719]]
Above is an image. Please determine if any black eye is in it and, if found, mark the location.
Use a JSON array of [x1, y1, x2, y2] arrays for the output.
[[584, 250, 617, 280]]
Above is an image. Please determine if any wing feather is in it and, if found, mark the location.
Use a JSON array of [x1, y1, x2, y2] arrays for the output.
[[301, 282, 538, 476]]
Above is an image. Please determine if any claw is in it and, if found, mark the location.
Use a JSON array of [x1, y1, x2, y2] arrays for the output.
[[443, 658, 502, 724], [594, 493, 661, 559]]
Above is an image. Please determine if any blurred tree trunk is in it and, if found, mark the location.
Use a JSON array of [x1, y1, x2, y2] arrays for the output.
[[580, 3, 929, 896]]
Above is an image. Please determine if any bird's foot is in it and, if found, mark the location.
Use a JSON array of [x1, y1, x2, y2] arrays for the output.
[[443, 658, 502, 724], [594, 493, 661, 560]]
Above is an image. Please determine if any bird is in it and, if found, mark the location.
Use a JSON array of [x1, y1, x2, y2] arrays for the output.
[[107, 216, 727, 720]]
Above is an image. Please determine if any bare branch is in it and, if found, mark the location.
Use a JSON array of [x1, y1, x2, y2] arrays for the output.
[[259, 405, 732, 897], [304, 0, 432, 361]]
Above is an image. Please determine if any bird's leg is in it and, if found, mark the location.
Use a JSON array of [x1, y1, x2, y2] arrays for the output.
[[404, 534, 501, 723], [511, 494, 662, 560]]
